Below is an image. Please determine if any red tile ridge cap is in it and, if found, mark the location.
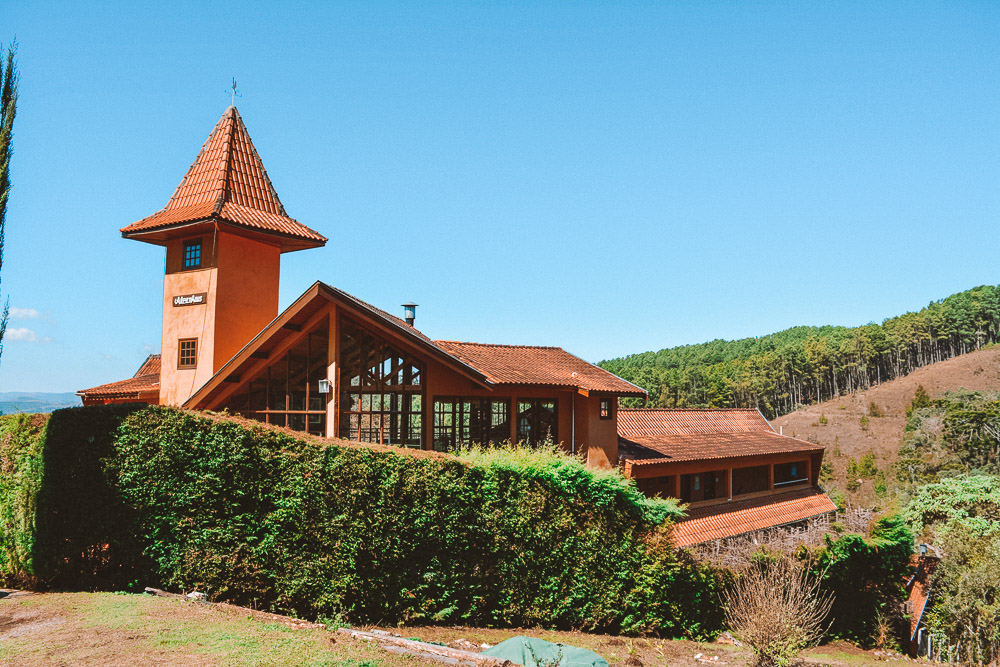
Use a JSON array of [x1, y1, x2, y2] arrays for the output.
[[619, 407, 763, 413], [434, 340, 562, 350]]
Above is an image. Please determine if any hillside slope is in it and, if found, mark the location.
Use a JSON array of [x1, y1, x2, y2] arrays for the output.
[[772, 348, 1000, 503]]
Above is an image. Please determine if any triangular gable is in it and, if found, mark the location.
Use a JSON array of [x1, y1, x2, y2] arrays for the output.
[[184, 281, 490, 408]]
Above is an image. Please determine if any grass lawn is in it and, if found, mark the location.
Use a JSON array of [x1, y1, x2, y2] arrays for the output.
[[0, 591, 434, 666], [0, 591, 931, 666]]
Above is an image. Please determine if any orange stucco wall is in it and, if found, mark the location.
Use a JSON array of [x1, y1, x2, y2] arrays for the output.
[[213, 230, 280, 370], [159, 228, 280, 406], [160, 262, 216, 406]]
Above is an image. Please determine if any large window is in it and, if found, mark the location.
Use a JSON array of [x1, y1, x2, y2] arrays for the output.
[[338, 318, 424, 448], [774, 460, 809, 488], [732, 464, 770, 496], [636, 475, 676, 499], [680, 469, 726, 503], [226, 323, 329, 436], [517, 399, 557, 446], [433, 398, 510, 452]]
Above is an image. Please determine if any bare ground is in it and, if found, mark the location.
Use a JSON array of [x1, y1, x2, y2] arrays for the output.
[[771, 348, 1000, 504], [0, 590, 934, 667]]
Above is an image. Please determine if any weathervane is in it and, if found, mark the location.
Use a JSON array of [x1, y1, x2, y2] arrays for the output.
[[227, 77, 242, 106]]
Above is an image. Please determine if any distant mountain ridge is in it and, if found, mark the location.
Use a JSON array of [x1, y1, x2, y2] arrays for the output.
[[0, 392, 81, 414], [599, 285, 1000, 418]]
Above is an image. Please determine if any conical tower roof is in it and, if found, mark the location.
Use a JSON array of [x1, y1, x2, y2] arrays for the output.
[[121, 107, 326, 252]]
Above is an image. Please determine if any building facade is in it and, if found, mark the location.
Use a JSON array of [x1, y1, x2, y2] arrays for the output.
[[79, 107, 835, 542]]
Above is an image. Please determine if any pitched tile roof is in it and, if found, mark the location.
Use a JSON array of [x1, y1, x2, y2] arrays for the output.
[[908, 556, 939, 642], [120, 107, 326, 251], [77, 354, 160, 400], [672, 487, 838, 546], [434, 341, 647, 396], [619, 408, 822, 464], [186, 282, 646, 409]]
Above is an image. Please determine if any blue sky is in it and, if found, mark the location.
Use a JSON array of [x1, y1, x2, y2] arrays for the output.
[[2, 1, 998, 392]]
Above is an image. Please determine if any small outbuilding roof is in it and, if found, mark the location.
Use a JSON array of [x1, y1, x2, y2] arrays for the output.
[[672, 487, 837, 547], [77, 354, 160, 400], [618, 408, 822, 464]]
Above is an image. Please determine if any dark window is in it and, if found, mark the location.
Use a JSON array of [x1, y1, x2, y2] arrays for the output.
[[636, 475, 676, 499], [433, 397, 511, 452], [178, 338, 197, 368], [338, 318, 423, 448], [225, 323, 329, 436], [517, 399, 557, 446], [732, 464, 770, 496], [599, 398, 612, 420], [183, 239, 202, 269], [774, 460, 809, 487], [680, 469, 726, 503]]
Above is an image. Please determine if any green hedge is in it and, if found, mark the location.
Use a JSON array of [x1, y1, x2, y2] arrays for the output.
[[0, 405, 724, 638]]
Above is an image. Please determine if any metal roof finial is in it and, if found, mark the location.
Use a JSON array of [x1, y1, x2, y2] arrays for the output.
[[227, 77, 242, 107]]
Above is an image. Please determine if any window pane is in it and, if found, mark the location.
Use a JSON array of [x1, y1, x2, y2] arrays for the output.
[[774, 461, 809, 487], [287, 339, 308, 412], [268, 359, 287, 411], [732, 465, 770, 495]]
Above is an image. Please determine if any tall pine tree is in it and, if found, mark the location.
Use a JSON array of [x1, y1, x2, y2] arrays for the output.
[[0, 44, 18, 367]]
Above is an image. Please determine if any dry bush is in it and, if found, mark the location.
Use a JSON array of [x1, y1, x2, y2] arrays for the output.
[[723, 556, 834, 667]]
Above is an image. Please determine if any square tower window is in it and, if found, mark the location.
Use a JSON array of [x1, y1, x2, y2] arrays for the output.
[[183, 239, 202, 269], [178, 338, 198, 369]]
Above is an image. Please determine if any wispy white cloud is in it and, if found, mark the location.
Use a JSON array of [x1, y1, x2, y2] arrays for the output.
[[9, 307, 40, 320], [6, 327, 52, 343]]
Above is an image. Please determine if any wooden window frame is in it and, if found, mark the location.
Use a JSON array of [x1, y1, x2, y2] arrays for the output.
[[599, 398, 612, 420], [178, 338, 198, 369], [432, 397, 511, 452], [516, 398, 558, 446], [337, 316, 425, 448], [183, 238, 203, 269]]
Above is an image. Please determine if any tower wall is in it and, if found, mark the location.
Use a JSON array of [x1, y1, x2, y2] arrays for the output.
[[160, 241, 218, 407], [214, 230, 281, 370], [158, 229, 282, 406]]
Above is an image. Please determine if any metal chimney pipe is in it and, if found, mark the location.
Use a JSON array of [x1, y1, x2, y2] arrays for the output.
[[401, 302, 418, 326]]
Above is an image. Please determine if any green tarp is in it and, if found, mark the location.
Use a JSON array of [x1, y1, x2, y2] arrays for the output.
[[480, 636, 609, 667]]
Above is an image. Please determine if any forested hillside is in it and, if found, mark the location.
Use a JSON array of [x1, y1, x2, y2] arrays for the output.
[[599, 285, 1000, 418]]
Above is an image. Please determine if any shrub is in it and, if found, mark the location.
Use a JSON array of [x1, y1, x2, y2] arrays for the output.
[[812, 515, 912, 646], [868, 402, 884, 418], [924, 526, 1000, 665], [0, 405, 724, 638], [818, 414, 828, 425], [859, 415, 870, 430], [724, 556, 832, 667]]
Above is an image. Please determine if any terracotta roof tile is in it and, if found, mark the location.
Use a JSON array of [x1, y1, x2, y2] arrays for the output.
[[121, 107, 326, 250], [618, 408, 822, 463], [619, 408, 773, 435], [672, 488, 837, 546], [434, 341, 647, 396], [77, 354, 161, 400], [908, 556, 939, 640], [134, 354, 161, 377]]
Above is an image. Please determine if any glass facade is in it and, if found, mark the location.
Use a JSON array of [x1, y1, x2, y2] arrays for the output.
[[225, 322, 329, 436], [432, 397, 510, 452], [516, 399, 557, 445], [338, 318, 424, 448]]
